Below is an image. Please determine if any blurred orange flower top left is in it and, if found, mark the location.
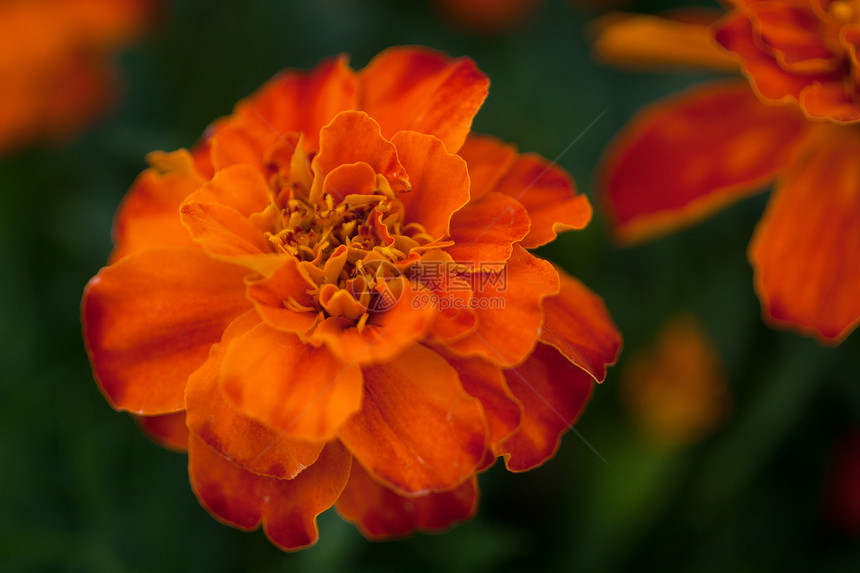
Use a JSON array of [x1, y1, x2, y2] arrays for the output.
[[0, 0, 154, 155]]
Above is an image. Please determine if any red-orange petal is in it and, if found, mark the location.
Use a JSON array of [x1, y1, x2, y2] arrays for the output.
[[82, 247, 251, 414], [235, 55, 359, 153], [135, 411, 189, 452], [246, 257, 320, 335], [188, 433, 263, 531], [491, 152, 592, 248], [446, 191, 531, 263], [336, 461, 478, 539], [498, 343, 594, 471], [337, 344, 487, 495], [313, 111, 408, 190], [540, 271, 622, 382], [188, 435, 351, 551], [714, 13, 838, 106], [180, 164, 273, 257], [110, 150, 203, 262], [220, 323, 363, 441], [750, 125, 860, 343], [359, 46, 489, 153], [445, 245, 559, 367], [457, 134, 517, 201], [309, 281, 435, 365], [443, 353, 522, 449], [185, 311, 325, 479], [390, 130, 471, 239], [262, 441, 352, 551], [601, 80, 811, 244]]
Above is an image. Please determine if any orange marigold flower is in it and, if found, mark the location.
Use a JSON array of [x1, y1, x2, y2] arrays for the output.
[[594, 2, 860, 343], [0, 0, 154, 154], [621, 315, 732, 449], [81, 46, 621, 550]]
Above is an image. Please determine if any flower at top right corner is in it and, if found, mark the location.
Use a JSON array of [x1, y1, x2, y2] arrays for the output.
[[592, 0, 860, 344]]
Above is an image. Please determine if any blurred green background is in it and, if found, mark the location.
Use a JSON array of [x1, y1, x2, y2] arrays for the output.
[[1, 0, 858, 571]]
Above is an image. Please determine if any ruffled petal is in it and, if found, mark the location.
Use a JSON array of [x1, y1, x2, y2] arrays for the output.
[[446, 191, 531, 263], [185, 311, 325, 479], [336, 461, 478, 539], [82, 247, 251, 414], [498, 343, 594, 472], [135, 411, 189, 452], [313, 111, 408, 190], [539, 271, 622, 382], [359, 46, 489, 153], [714, 12, 841, 107], [180, 164, 273, 257], [188, 435, 351, 551], [337, 344, 487, 494], [309, 280, 435, 365], [215, 54, 359, 161], [390, 130, 470, 238], [457, 134, 517, 202], [491, 153, 592, 248], [446, 245, 559, 367], [601, 80, 811, 244], [750, 125, 860, 343], [110, 150, 204, 262], [246, 257, 320, 335], [220, 323, 363, 442], [592, 11, 739, 71]]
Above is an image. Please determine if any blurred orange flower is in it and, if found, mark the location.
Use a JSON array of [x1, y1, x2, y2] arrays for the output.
[[433, 0, 542, 34], [81, 46, 621, 550], [622, 315, 732, 448], [0, 0, 153, 154], [595, 1, 860, 343]]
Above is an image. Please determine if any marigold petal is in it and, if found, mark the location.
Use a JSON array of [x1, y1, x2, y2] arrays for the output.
[[236, 55, 359, 153], [246, 257, 320, 335], [750, 125, 860, 343], [220, 323, 363, 441], [498, 343, 594, 472], [336, 461, 478, 539], [491, 153, 591, 248], [390, 130, 471, 238], [314, 111, 408, 189], [540, 271, 622, 382], [309, 282, 435, 365], [189, 435, 351, 551], [188, 433, 263, 531], [110, 149, 204, 263], [337, 344, 487, 494], [135, 411, 189, 452], [601, 80, 811, 244], [446, 191, 531, 263], [442, 353, 522, 449], [714, 12, 840, 106], [799, 82, 860, 123], [179, 164, 274, 257], [592, 11, 738, 71], [457, 134, 517, 201], [82, 247, 251, 414], [445, 245, 559, 367], [262, 441, 352, 551], [359, 46, 489, 153], [186, 311, 325, 479]]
